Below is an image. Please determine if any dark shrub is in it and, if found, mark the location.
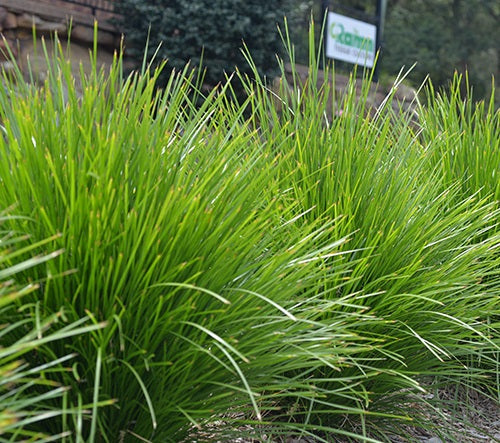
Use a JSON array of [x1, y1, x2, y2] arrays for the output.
[[116, 0, 292, 91]]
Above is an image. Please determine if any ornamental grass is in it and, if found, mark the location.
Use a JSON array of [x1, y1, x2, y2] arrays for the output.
[[0, 26, 498, 442]]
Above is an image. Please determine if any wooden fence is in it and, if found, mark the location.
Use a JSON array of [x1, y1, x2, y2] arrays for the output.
[[0, 0, 120, 32]]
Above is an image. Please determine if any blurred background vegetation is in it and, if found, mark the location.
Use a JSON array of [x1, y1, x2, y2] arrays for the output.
[[116, 0, 499, 103]]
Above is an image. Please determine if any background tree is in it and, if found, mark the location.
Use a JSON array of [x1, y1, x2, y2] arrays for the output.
[[116, 0, 295, 92], [382, 0, 499, 100]]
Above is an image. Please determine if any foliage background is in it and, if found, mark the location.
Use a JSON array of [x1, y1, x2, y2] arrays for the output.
[[116, 0, 498, 102], [382, 0, 499, 101], [115, 0, 295, 89]]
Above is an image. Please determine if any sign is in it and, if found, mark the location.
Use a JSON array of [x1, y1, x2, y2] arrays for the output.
[[326, 12, 377, 68]]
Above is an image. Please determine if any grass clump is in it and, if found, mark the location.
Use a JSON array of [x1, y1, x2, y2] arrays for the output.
[[0, 27, 498, 442], [0, 212, 108, 441], [241, 28, 499, 439]]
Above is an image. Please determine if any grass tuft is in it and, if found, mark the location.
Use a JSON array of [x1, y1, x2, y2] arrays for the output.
[[0, 24, 498, 441]]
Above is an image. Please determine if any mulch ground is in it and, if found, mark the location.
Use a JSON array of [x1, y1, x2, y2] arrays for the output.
[[199, 387, 499, 442]]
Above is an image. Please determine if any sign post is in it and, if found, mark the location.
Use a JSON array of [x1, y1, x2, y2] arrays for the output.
[[323, 1, 386, 81], [326, 12, 376, 68]]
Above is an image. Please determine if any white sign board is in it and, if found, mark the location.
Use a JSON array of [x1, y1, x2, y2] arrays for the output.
[[326, 12, 377, 68]]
